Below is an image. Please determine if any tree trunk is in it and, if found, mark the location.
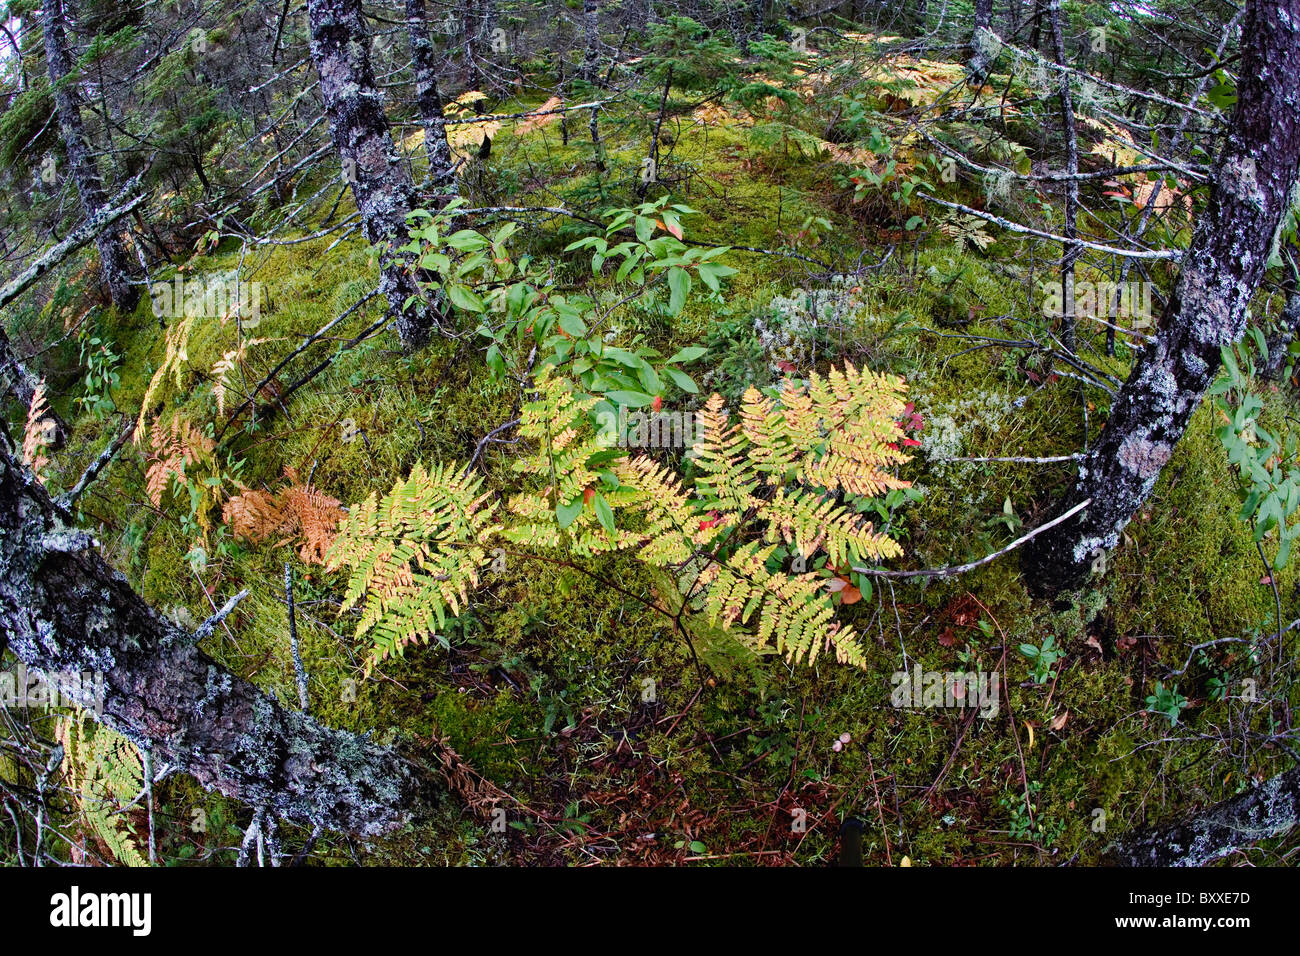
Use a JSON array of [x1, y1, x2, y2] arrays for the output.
[[307, 0, 439, 349], [405, 0, 460, 208], [581, 0, 601, 83], [0, 433, 432, 837], [967, 0, 995, 83], [0, 325, 67, 448], [1048, 0, 1080, 353], [1109, 765, 1300, 866], [1262, 285, 1300, 380], [1022, 0, 1300, 594], [41, 0, 138, 313]]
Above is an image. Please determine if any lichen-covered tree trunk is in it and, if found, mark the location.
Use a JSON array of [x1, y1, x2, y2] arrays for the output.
[[967, 0, 995, 82], [307, 0, 439, 348], [1261, 285, 1300, 379], [0, 436, 430, 837], [41, 0, 138, 313], [1022, 0, 1300, 594], [405, 0, 459, 208], [0, 324, 66, 447], [1109, 765, 1300, 866], [580, 0, 601, 82]]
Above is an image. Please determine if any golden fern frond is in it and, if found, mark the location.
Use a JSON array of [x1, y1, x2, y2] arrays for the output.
[[222, 472, 344, 565], [692, 393, 759, 519], [136, 314, 196, 443], [738, 385, 799, 483], [762, 486, 903, 566], [503, 483, 643, 554], [614, 455, 702, 560], [326, 461, 501, 671], [692, 541, 867, 668], [211, 337, 271, 416], [512, 369, 606, 505], [792, 364, 913, 496], [21, 381, 52, 482]]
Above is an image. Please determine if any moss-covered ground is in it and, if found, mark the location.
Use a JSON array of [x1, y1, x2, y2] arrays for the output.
[[15, 39, 1300, 866]]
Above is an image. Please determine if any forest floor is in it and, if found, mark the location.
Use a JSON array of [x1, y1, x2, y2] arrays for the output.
[[18, 33, 1300, 865]]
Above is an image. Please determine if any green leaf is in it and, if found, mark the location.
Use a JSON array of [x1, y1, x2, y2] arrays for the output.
[[447, 283, 485, 313], [593, 493, 615, 533], [696, 261, 738, 291], [558, 310, 588, 337], [664, 367, 698, 393], [665, 345, 708, 364], [556, 497, 584, 529], [636, 363, 662, 394], [604, 389, 655, 407], [667, 267, 690, 315]]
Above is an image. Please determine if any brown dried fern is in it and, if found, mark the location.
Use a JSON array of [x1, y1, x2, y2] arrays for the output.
[[222, 468, 344, 564], [21, 381, 53, 483]]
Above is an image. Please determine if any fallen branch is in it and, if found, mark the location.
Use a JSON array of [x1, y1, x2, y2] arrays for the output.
[[854, 498, 1092, 579], [0, 182, 150, 311]]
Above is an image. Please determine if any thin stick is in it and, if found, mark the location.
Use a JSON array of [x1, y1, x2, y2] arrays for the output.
[[285, 564, 309, 713], [193, 589, 250, 642], [854, 498, 1092, 579], [58, 418, 136, 510]]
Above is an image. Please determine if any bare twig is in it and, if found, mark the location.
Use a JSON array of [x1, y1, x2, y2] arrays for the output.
[[854, 498, 1092, 579]]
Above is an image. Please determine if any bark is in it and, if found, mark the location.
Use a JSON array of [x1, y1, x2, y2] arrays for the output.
[[307, 0, 439, 349], [727, 2, 748, 56], [967, 0, 995, 83], [1261, 286, 1300, 380], [628, 0, 650, 34], [581, 0, 601, 83], [1022, 0, 1300, 594], [1048, 0, 1080, 353], [1109, 765, 1300, 866], [404, 0, 460, 208], [41, 0, 139, 313], [0, 433, 433, 837]]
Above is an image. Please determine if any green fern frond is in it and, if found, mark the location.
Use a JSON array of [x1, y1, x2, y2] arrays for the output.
[[326, 461, 501, 671], [56, 716, 148, 867]]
